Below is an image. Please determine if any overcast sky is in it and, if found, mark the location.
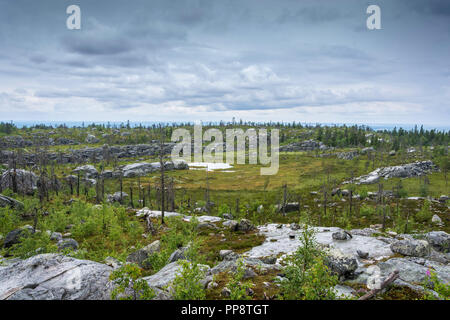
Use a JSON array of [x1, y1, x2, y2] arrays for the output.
[[0, 0, 449, 126]]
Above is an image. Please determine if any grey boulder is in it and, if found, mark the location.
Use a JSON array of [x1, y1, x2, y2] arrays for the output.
[[57, 238, 79, 251], [126, 240, 161, 269], [324, 248, 358, 279], [0, 194, 24, 210], [390, 239, 430, 257]]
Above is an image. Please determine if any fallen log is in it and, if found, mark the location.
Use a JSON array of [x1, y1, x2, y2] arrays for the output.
[[358, 269, 400, 300]]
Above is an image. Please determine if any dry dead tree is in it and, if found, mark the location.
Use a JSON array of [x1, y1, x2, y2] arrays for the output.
[[358, 270, 400, 300]]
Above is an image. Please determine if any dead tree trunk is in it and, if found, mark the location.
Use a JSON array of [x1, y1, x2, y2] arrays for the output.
[[159, 127, 166, 225], [358, 270, 399, 300]]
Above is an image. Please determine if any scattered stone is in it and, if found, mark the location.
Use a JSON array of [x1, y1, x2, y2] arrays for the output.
[[106, 192, 128, 203], [356, 250, 369, 259], [196, 222, 218, 231], [72, 165, 98, 178], [104, 257, 123, 269], [275, 202, 299, 213], [223, 213, 233, 220], [324, 248, 358, 279], [49, 232, 62, 242], [223, 220, 238, 230], [431, 215, 443, 226], [167, 246, 189, 263], [332, 230, 350, 241], [207, 281, 218, 290], [219, 250, 239, 261], [3, 226, 34, 248], [290, 223, 301, 230], [243, 268, 257, 279], [361, 147, 375, 154], [260, 255, 277, 265], [334, 285, 355, 299], [221, 287, 231, 297], [126, 240, 161, 269], [257, 205, 264, 214], [57, 238, 79, 251]]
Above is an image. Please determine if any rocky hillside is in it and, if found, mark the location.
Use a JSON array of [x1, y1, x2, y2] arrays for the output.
[[1, 212, 448, 300]]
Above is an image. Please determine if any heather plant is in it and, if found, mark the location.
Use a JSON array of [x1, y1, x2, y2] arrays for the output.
[[422, 269, 450, 300]]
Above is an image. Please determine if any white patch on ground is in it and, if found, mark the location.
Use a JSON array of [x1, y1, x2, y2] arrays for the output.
[[135, 209, 222, 223], [188, 162, 233, 171]]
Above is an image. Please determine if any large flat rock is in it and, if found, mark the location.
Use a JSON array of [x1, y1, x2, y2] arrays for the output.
[[0, 254, 113, 300], [245, 224, 393, 263]]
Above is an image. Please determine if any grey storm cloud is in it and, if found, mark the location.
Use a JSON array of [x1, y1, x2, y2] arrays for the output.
[[0, 0, 448, 125]]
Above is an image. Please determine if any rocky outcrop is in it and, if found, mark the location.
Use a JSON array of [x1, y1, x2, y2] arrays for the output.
[[337, 151, 359, 160], [85, 134, 99, 144], [280, 140, 328, 152], [106, 192, 128, 203], [167, 246, 190, 263], [72, 165, 98, 178], [0, 169, 37, 194], [121, 160, 188, 177], [377, 257, 450, 285], [347, 161, 438, 184], [0, 135, 78, 149], [0, 254, 113, 300], [142, 261, 210, 295], [0, 143, 175, 165]]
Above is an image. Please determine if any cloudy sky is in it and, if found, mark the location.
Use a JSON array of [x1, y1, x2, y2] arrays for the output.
[[0, 0, 449, 126]]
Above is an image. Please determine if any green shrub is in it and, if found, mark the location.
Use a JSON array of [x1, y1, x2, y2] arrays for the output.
[[359, 204, 375, 218], [171, 259, 206, 300], [416, 200, 433, 223], [0, 207, 20, 235], [419, 184, 429, 197], [9, 229, 57, 259], [277, 225, 338, 300], [110, 263, 155, 300], [226, 258, 253, 300]]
